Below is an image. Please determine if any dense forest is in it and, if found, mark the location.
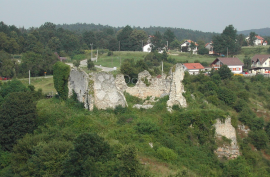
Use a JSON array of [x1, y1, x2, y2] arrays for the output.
[[56, 23, 219, 42]]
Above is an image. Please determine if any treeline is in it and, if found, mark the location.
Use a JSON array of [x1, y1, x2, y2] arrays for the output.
[[56, 22, 219, 42]]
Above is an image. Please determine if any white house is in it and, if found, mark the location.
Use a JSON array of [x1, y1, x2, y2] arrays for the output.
[[246, 35, 265, 46], [181, 40, 198, 54], [183, 63, 205, 75], [211, 57, 244, 74], [250, 54, 270, 74], [143, 44, 152, 52]]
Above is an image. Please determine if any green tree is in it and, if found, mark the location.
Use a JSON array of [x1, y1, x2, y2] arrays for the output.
[[249, 32, 257, 46], [243, 56, 251, 70], [218, 64, 232, 80], [0, 92, 37, 151], [0, 32, 9, 52], [249, 130, 269, 150], [117, 25, 133, 51], [118, 144, 142, 177], [163, 29, 175, 46], [63, 133, 111, 177], [0, 79, 27, 98], [83, 31, 96, 49], [48, 37, 62, 53], [170, 39, 180, 50], [212, 25, 241, 55], [151, 31, 164, 51], [53, 61, 70, 100], [21, 52, 43, 76], [108, 37, 118, 51], [0, 51, 15, 78], [87, 59, 95, 70], [129, 29, 148, 51]]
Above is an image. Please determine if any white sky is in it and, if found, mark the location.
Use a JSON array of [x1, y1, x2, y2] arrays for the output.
[[1, 0, 269, 33]]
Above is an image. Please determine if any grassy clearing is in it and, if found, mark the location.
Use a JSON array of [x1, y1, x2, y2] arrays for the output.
[[20, 76, 56, 94]]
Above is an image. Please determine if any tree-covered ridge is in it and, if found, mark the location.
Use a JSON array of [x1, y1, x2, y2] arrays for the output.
[[238, 27, 270, 36], [56, 22, 219, 42]]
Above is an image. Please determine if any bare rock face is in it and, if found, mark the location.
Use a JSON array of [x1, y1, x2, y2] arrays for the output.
[[214, 117, 240, 159], [166, 63, 187, 108], [68, 68, 127, 110]]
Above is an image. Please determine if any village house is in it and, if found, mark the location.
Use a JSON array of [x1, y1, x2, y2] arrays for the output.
[[205, 42, 214, 54], [183, 63, 205, 75], [246, 35, 267, 46], [143, 44, 152, 52], [250, 54, 270, 74], [181, 40, 198, 54], [211, 57, 244, 74]]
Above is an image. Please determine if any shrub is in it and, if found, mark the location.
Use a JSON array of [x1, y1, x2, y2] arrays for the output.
[[249, 130, 269, 150], [217, 87, 237, 106], [233, 99, 247, 112], [157, 147, 177, 161], [135, 120, 159, 134]]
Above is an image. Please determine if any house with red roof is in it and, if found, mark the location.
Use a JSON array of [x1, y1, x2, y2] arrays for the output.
[[181, 40, 198, 54], [183, 63, 205, 75], [246, 35, 267, 46], [250, 54, 270, 74], [211, 57, 244, 74], [205, 42, 215, 54]]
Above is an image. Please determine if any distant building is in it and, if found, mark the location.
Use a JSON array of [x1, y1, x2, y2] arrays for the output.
[[250, 54, 270, 74], [181, 40, 198, 54], [205, 42, 214, 54], [211, 57, 244, 74], [54, 52, 67, 62], [246, 35, 266, 46], [183, 63, 205, 75], [143, 44, 152, 52]]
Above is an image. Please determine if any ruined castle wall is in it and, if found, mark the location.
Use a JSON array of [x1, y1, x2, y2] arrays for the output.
[[68, 69, 127, 110], [167, 63, 187, 108], [93, 72, 127, 109], [214, 117, 240, 159], [116, 70, 171, 99]]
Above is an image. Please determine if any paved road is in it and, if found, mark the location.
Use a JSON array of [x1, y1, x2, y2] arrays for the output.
[[80, 59, 115, 72]]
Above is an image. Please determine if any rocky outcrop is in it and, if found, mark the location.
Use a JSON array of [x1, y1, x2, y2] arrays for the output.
[[68, 68, 127, 110], [167, 63, 187, 109], [214, 117, 240, 159]]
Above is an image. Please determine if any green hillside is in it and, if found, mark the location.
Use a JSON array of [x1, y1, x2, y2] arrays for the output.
[[1, 68, 270, 176]]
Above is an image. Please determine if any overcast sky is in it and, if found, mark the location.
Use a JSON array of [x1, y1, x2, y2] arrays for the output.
[[1, 0, 269, 33]]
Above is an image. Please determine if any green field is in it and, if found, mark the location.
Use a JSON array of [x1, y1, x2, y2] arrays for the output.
[[72, 46, 270, 69], [19, 76, 56, 94]]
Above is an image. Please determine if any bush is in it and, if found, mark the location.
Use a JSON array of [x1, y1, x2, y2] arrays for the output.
[[217, 87, 237, 106], [157, 147, 177, 161], [233, 99, 247, 112], [249, 130, 269, 150], [135, 120, 159, 134]]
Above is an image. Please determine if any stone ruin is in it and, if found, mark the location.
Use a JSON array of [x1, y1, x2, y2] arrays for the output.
[[68, 64, 241, 159], [68, 63, 187, 111], [214, 117, 240, 159], [68, 68, 127, 111]]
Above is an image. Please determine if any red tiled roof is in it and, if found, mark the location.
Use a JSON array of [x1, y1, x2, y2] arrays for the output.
[[183, 63, 205, 70], [211, 58, 243, 66], [256, 35, 264, 40], [251, 54, 270, 63]]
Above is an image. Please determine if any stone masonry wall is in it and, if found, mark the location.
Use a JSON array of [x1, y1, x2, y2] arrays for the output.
[[214, 117, 240, 159], [116, 70, 171, 99], [167, 63, 187, 108], [68, 68, 127, 110]]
